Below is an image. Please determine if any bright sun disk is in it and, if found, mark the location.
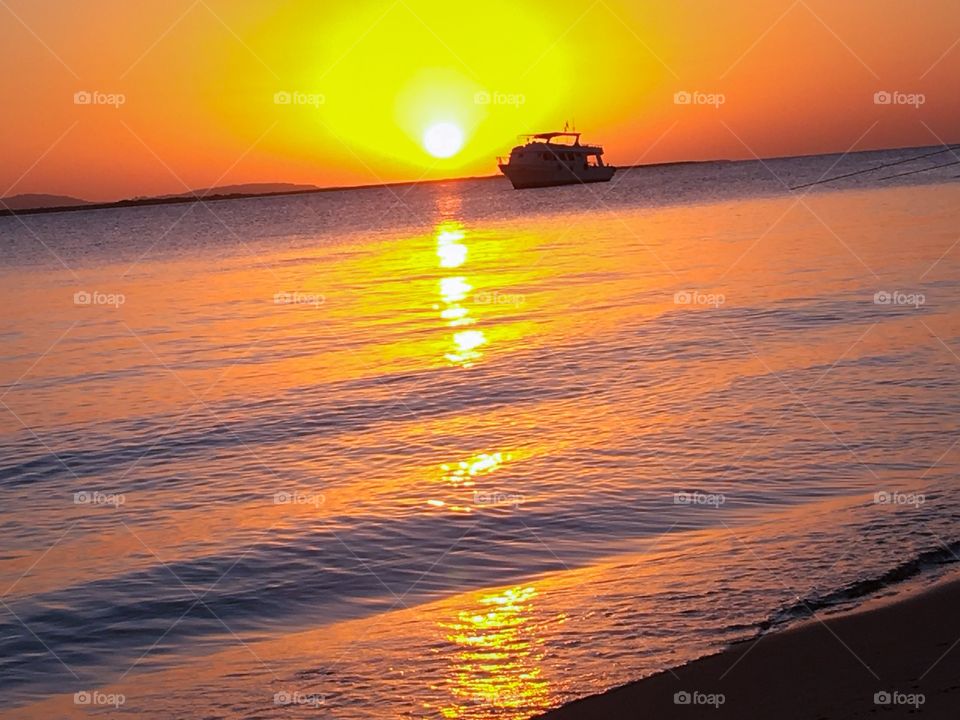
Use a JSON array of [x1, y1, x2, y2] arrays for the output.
[[423, 122, 464, 158]]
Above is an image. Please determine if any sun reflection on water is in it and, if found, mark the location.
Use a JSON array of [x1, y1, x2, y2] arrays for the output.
[[448, 329, 485, 366], [437, 224, 468, 268], [432, 219, 486, 367], [441, 452, 508, 488], [427, 451, 512, 513], [440, 275, 471, 302], [434, 586, 551, 718]]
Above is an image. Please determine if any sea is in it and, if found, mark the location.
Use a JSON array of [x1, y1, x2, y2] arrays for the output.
[[1, 146, 959, 718]]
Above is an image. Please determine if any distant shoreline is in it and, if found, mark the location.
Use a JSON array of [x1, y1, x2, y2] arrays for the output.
[[536, 572, 960, 719], [0, 174, 501, 218], [2, 143, 952, 218]]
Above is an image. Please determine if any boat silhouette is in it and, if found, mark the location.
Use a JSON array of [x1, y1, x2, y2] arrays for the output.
[[498, 132, 615, 189]]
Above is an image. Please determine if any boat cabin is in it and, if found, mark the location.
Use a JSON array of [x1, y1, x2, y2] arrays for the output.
[[499, 132, 607, 169]]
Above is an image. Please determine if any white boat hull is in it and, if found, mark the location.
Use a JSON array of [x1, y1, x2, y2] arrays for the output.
[[498, 163, 615, 190]]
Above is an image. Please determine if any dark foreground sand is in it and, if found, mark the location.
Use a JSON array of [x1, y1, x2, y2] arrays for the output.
[[537, 576, 960, 719]]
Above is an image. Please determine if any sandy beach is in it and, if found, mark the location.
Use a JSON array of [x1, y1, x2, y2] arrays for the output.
[[538, 575, 960, 719]]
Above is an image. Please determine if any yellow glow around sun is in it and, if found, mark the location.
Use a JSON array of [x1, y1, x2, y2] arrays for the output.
[[423, 122, 464, 158], [232, 0, 573, 174]]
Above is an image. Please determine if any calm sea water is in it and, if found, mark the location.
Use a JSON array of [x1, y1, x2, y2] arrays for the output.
[[1, 148, 959, 718]]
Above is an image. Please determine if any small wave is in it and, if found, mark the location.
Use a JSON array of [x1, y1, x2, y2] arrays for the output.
[[757, 538, 960, 632]]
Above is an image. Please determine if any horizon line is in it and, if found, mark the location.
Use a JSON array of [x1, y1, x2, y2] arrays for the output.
[[1, 140, 955, 218]]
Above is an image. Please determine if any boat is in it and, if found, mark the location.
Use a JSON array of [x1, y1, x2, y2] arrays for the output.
[[497, 132, 615, 189]]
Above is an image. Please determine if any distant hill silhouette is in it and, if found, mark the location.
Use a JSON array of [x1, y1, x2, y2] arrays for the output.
[[157, 182, 318, 199], [1, 193, 91, 210], [0, 176, 503, 217], [1, 183, 320, 213]]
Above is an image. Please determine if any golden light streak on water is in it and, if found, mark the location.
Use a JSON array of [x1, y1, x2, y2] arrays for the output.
[[436, 586, 551, 718]]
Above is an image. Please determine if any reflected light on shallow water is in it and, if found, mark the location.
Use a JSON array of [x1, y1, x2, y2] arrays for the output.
[[435, 586, 551, 718]]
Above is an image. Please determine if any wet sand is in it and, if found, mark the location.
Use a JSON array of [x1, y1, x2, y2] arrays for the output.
[[537, 575, 960, 719]]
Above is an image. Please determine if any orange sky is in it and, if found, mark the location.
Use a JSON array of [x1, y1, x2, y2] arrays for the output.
[[2, 0, 959, 201]]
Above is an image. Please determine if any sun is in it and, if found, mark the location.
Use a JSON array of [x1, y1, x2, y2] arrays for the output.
[[423, 122, 464, 158]]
